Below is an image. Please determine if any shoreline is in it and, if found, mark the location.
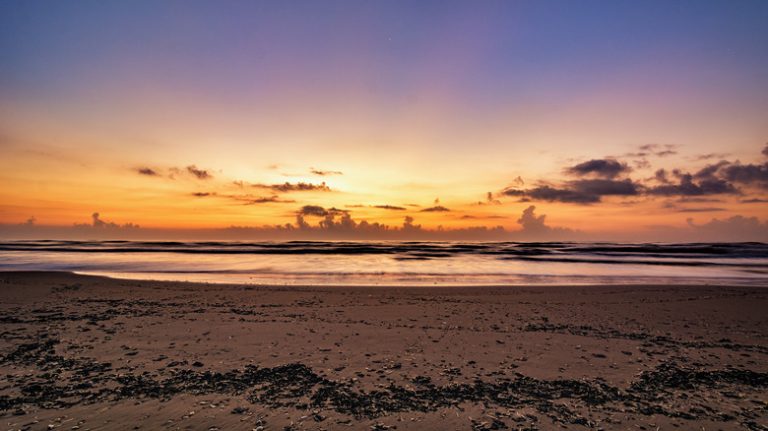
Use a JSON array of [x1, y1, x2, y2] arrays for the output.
[[1, 271, 767, 430], [8, 270, 768, 291]]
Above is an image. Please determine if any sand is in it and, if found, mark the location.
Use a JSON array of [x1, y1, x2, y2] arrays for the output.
[[0, 271, 766, 430]]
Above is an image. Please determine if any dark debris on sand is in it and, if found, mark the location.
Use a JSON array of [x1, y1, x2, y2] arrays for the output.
[[523, 322, 768, 354], [1, 334, 767, 429]]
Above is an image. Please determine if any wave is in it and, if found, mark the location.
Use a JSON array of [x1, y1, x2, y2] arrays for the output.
[[0, 240, 766, 285], [1, 240, 766, 258]]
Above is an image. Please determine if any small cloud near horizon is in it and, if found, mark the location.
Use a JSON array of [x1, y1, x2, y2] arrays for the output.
[[421, 206, 450, 212], [310, 168, 343, 176], [136, 167, 159, 176]]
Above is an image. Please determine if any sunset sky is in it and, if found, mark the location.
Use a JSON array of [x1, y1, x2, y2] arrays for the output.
[[1, 1, 767, 240]]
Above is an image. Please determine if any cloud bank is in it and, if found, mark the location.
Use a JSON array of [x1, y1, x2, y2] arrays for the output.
[[3, 206, 767, 241], [503, 143, 768, 204]]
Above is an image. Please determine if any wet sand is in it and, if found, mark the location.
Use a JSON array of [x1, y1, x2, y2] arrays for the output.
[[0, 271, 766, 430]]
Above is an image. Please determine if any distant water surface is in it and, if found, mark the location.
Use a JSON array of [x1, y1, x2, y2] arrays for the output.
[[0, 241, 766, 286]]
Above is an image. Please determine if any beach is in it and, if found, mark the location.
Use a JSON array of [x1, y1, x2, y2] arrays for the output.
[[4, 0, 768, 429], [0, 272, 766, 430]]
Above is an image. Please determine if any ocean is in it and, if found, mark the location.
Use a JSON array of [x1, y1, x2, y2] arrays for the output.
[[0, 240, 766, 286]]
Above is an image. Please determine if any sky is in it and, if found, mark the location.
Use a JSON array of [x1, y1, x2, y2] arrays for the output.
[[1, 0, 767, 240]]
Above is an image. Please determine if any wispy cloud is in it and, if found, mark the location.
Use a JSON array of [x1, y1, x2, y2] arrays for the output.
[[626, 143, 679, 158], [310, 168, 343, 176], [246, 196, 296, 204], [138, 165, 215, 180], [476, 192, 501, 205], [373, 205, 406, 210], [675, 207, 727, 213], [694, 153, 730, 161], [253, 182, 331, 192]]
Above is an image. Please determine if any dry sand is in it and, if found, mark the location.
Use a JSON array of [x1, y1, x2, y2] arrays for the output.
[[0, 272, 766, 430]]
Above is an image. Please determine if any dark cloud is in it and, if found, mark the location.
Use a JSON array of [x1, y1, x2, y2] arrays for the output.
[[654, 169, 671, 184], [420, 206, 451, 212], [254, 182, 331, 192], [741, 198, 768, 203], [763, 143, 768, 158], [503, 179, 638, 204], [294, 206, 354, 231], [687, 146, 768, 189], [373, 205, 406, 210], [297, 205, 331, 217], [192, 192, 213, 197], [566, 158, 631, 179], [648, 173, 737, 196], [511, 168, 742, 202], [502, 145, 768, 204], [186, 165, 212, 180], [693, 160, 730, 180], [310, 168, 343, 176], [720, 163, 768, 189], [136, 167, 159, 176], [503, 185, 599, 204], [570, 179, 639, 196]]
